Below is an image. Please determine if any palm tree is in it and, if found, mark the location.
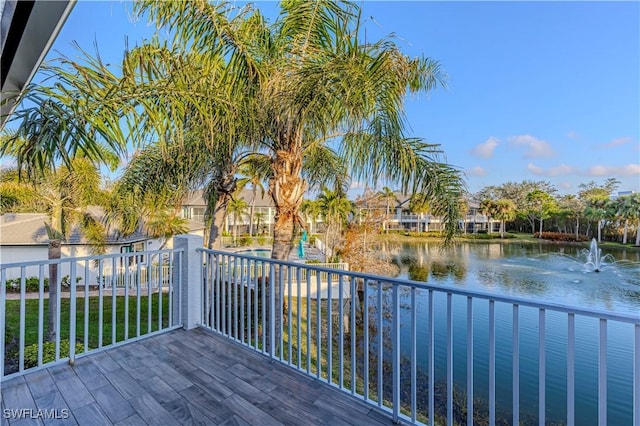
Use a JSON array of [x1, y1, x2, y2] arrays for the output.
[[479, 199, 497, 234], [526, 190, 557, 236], [317, 187, 355, 262], [254, 211, 267, 236], [379, 187, 399, 234], [612, 194, 640, 245], [237, 159, 270, 237], [133, 0, 465, 262], [227, 198, 249, 246], [494, 199, 516, 238], [300, 199, 323, 235], [1, 87, 123, 342], [557, 194, 585, 240]]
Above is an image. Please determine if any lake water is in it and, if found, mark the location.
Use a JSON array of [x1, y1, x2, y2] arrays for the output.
[[372, 241, 640, 425]]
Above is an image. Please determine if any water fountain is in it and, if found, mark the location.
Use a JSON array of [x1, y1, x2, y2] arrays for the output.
[[579, 238, 617, 272]]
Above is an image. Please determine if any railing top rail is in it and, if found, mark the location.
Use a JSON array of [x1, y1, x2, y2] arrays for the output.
[[199, 247, 640, 324], [0, 248, 184, 269]]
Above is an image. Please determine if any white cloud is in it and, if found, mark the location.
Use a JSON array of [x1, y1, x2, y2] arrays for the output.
[[527, 163, 544, 175], [509, 134, 555, 158], [559, 182, 573, 190], [467, 166, 488, 176], [586, 164, 640, 177], [528, 163, 575, 176], [606, 137, 632, 147], [567, 131, 580, 140], [470, 137, 499, 159], [349, 180, 366, 190]]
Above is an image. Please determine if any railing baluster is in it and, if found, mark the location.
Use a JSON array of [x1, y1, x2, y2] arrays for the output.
[[428, 289, 435, 426], [297, 266, 302, 369], [316, 267, 321, 379], [233, 257, 238, 342], [447, 293, 453, 426], [124, 259, 129, 341], [567, 313, 575, 426], [287, 265, 292, 364], [467, 296, 473, 426], [247, 259, 252, 344], [364, 279, 370, 402], [377, 281, 383, 408], [241, 258, 245, 344], [279, 264, 284, 360], [147, 255, 152, 335], [19, 267, 26, 372], [539, 308, 546, 425], [55, 261, 62, 360], [351, 276, 357, 396], [225, 255, 230, 337], [98, 260, 104, 348], [69, 262, 77, 364], [84, 261, 90, 351], [634, 323, 639, 426], [306, 268, 312, 374], [339, 274, 344, 389], [269, 261, 275, 359], [168, 252, 174, 329], [0, 268, 6, 378], [328, 273, 333, 384], [411, 287, 417, 423], [204, 253, 210, 329], [392, 284, 400, 422], [158, 255, 163, 333], [599, 318, 607, 426], [38, 265, 44, 366], [513, 304, 520, 426], [261, 261, 267, 354], [489, 300, 496, 426], [112, 257, 117, 345], [216, 254, 222, 333]]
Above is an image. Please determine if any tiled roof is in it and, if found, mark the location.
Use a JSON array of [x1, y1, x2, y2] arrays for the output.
[[0, 213, 148, 246], [183, 188, 275, 208]]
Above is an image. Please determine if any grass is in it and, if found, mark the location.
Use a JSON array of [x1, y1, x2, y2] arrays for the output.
[[5, 293, 170, 359]]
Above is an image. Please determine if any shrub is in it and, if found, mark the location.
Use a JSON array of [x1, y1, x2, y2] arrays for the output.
[[256, 235, 267, 246], [5, 275, 81, 293], [308, 235, 317, 245], [23, 340, 84, 368], [238, 235, 253, 246], [305, 259, 322, 264], [534, 232, 588, 242]]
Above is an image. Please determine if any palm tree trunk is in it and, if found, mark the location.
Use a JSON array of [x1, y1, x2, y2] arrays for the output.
[[269, 147, 306, 356], [208, 194, 231, 249], [622, 219, 628, 244], [500, 220, 505, 238], [575, 217, 579, 240], [597, 219, 602, 243], [249, 187, 257, 237], [539, 218, 544, 236], [47, 240, 61, 341]]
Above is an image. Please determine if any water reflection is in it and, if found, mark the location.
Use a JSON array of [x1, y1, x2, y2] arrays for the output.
[[387, 241, 640, 314]]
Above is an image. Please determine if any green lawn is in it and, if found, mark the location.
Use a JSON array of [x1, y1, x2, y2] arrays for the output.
[[5, 293, 171, 356]]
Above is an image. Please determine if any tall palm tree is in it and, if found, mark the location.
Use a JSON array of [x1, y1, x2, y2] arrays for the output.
[[1, 86, 123, 341], [133, 0, 465, 262], [300, 199, 323, 235]]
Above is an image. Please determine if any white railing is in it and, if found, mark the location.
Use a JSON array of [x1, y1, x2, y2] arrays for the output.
[[100, 265, 171, 290], [197, 248, 640, 426], [0, 249, 183, 379]]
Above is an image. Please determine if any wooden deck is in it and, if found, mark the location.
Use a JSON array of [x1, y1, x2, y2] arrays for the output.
[[0, 328, 393, 425]]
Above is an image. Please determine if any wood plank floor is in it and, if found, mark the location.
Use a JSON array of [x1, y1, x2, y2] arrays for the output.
[[0, 328, 394, 425]]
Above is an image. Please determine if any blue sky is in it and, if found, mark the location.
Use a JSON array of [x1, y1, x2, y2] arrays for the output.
[[33, 1, 640, 195]]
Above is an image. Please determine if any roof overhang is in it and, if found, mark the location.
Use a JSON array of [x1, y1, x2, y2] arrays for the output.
[[0, 0, 76, 129]]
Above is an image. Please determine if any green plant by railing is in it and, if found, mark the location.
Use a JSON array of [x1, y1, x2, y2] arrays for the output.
[[5, 275, 81, 293], [23, 340, 84, 368]]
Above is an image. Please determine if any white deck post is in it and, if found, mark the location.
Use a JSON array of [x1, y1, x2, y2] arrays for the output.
[[173, 234, 203, 330]]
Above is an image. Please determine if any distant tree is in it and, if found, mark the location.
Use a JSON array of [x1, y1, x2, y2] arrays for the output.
[[479, 199, 498, 234], [579, 179, 619, 242], [317, 187, 355, 262], [557, 194, 586, 239], [237, 159, 271, 237], [300, 199, 323, 235], [612, 194, 640, 245], [227, 198, 249, 246], [494, 199, 516, 238], [526, 190, 558, 235]]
